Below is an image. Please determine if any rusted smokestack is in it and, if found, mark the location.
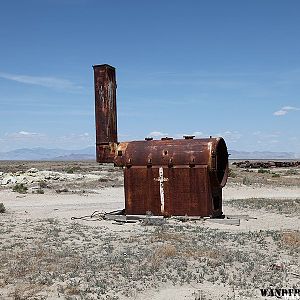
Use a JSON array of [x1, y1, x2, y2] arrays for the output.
[[93, 64, 118, 163]]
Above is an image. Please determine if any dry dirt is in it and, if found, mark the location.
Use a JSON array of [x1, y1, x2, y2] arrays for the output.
[[0, 161, 299, 300]]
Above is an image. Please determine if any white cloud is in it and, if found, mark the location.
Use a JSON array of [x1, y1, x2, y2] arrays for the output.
[[273, 106, 299, 116], [274, 110, 288, 116], [282, 106, 299, 110], [215, 131, 242, 142], [0, 131, 46, 151], [5, 131, 44, 139], [148, 131, 169, 138], [0, 72, 82, 90], [192, 131, 203, 137], [148, 131, 204, 139], [19, 131, 37, 136]]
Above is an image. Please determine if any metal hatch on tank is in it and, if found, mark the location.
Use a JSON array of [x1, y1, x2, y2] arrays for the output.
[[93, 64, 229, 218]]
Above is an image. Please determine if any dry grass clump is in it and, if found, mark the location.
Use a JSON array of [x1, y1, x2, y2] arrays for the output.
[[149, 230, 183, 243], [150, 244, 177, 271], [226, 198, 300, 216], [155, 244, 177, 258], [281, 231, 300, 248], [184, 248, 220, 260]]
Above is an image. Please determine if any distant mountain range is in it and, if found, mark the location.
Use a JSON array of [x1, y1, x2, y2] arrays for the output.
[[0, 146, 95, 161], [0, 147, 298, 161]]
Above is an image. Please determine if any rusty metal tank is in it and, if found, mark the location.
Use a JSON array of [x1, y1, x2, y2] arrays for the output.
[[94, 64, 229, 217]]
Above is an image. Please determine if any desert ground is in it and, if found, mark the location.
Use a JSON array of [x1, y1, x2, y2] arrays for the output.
[[0, 161, 299, 300]]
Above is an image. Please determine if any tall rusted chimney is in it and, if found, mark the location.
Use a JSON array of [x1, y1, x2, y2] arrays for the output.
[[93, 64, 118, 163]]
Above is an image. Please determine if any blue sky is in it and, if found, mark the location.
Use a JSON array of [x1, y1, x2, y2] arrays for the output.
[[0, 0, 299, 153]]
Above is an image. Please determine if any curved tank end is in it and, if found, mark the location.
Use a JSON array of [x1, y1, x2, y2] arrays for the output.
[[215, 137, 229, 187]]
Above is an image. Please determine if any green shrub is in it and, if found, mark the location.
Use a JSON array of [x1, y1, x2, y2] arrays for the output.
[[55, 188, 69, 194], [228, 168, 237, 178], [258, 168, 270, 174], [272, 173, 280, 178], [242, 177, 251, 185], [285, 169, 299, 175], [0, 203, 5, 213], [65, 166, 81, 174], [32, 189, 45, 194], [12, 183, 28, 194], [39, 180, 47, 188]]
